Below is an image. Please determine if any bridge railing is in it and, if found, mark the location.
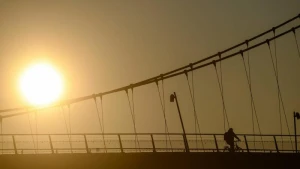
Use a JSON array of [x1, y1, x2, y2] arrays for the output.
[[0, 133, 299, 154]]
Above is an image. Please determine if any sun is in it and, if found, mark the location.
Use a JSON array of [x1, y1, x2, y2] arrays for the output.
[[20, 63, 63, 106]]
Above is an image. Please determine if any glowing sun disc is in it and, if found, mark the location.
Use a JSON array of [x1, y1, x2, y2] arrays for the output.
[[20, 63, 63, 106]]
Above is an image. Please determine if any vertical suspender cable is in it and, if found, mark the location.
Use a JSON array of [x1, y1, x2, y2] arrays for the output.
[[94, 97, 107, 152], [27, 113, 36, 154], [213, 61, 230, 130], [0, 118, 2, 155], [156, 78, 173, 151], [125, 88, 140, 151], [100, 97, 107, 152], [267, 39, 293, 150], [161, 78, 173, 151], [131, 88, 140, 151], [60, 107, 72, 153], [184, 68, 204, 151], [35, 112, 39, 153], [218, 53, 227, 132], [68, 105, 73, 153], [271, 30, 294, 149], [240, 50, 264, 150], [272, 31, 283, 149], [245, 42, 256, 149], [292, 28, 300, 60]]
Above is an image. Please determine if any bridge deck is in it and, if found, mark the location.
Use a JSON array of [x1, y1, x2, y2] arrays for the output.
[[0, 152, 299, 169]]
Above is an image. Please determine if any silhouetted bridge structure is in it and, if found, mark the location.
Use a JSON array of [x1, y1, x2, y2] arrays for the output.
[[1, 13, 300, 169]]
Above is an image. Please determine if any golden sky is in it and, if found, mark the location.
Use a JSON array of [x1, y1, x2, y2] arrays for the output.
[[0, 0, 299, 135]]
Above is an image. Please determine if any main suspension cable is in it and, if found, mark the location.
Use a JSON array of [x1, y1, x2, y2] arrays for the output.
[[1, 15, 299, 115], [213, 61, 230, 130], [155, 78, 173, 151], [94, 97, 107, 152], [125, 88, 140, 151], [2, 24, 300, 118], [184, 69, 204, 151]]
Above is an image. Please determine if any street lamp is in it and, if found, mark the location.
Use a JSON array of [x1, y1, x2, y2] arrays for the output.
[[294, 111, 300, 153], [170, 92, 189, 152]]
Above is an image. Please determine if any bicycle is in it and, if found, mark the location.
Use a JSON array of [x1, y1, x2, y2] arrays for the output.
[[223, 140, 243, 152]]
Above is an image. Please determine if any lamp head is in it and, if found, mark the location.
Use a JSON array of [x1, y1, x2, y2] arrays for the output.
[[295, 112, 300, 120], [170, 94, 175, 102]]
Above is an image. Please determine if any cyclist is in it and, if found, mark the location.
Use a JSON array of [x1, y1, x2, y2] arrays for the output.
[[224, 128, 241, 152]]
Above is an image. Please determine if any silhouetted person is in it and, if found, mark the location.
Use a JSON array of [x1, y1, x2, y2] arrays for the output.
[[224, 128, 240, 152]]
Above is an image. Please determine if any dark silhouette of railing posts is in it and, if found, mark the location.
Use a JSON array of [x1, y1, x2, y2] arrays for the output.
[[150, 134, 156, 152], [244, 135, 249, 153], [49, 135, 54, 154], [0, 133, 298, 154], [83, 135, 89, 153], [118, 134, 124, 153], [12, 136, 17, 154], [213, 135, 219, 152], [273, 136, 279, 153]]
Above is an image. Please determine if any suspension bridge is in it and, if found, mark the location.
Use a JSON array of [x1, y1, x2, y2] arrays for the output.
[[0, 14, 300, 169]]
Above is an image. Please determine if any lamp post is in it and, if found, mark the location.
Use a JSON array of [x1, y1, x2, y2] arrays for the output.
[[170, 92, 189, 152], [294, 111, 300, 153]]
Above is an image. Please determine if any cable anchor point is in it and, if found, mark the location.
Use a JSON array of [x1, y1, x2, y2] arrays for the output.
[[245, 40, 249, 47], [212, 60, 217, 67], [266, 39, 270, 47], [155, 78, 159, 86], [184, 69, 188, 78], [272, 27, 276, 34], [160, 74, 164, 81], [189, 63, 193, 69], [292, 27, 295, 34], [240, 50, 244, 59], [92, 94, 96, 101], [130, 84, 134, 92]]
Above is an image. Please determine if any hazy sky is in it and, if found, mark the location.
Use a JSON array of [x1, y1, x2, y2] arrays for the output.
[[0, 0, 299, 135]]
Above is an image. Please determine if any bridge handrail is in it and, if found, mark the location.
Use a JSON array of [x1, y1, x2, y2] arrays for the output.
[[0, 133, 298, 137], [0, 133, 299, 155]]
